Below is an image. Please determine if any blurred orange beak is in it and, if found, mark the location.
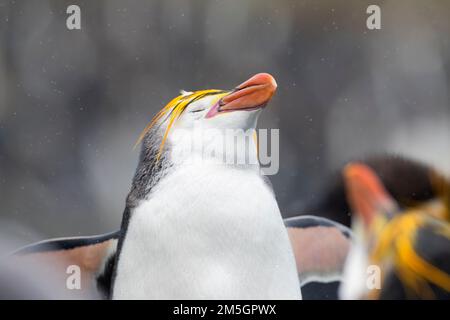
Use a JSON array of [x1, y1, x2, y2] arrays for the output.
[[343, 163, 397, 226], [206, 73, 277, 118]]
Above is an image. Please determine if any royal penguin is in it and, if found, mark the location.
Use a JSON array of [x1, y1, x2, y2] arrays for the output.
[[303, 155, 444, 227], [10, 73, 352, 300], [339, 162, 450, 299], [110, 72, 304, 299]]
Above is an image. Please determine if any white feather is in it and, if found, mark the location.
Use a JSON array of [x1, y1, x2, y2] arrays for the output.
[[339, 219, 369, 300], [180, 90, 193, 96], [113, 162, 301, 299]]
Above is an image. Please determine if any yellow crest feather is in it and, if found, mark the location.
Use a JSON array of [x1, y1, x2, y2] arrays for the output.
[[134, 89, 229, 160]]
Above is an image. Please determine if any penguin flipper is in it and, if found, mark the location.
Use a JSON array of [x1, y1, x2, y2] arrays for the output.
[[10, 230, 120, 299], [284, 215, 352, 286]]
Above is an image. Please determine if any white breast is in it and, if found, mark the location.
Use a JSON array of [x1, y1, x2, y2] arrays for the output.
[[112, 163, 301, 299]]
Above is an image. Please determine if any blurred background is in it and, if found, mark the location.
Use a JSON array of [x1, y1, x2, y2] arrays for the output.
[[0, 0, 449, 243]]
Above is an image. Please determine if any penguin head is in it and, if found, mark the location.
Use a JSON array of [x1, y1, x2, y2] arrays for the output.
[[136, 73, 277, 164]]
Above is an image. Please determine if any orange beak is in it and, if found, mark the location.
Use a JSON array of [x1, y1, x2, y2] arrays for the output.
[[206, 73, 277, 118], [343, 163, 397, 226]]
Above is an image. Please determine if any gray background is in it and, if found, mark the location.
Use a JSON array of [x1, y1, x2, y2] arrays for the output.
[[0, 0, 449, 242]]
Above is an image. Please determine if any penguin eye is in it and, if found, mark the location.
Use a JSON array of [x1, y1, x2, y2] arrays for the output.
[[190, 108, 205, 113]]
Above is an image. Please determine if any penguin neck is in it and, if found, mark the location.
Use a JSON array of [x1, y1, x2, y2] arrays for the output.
[[169, 127, 260, 171], [127, 127, 261, 208]]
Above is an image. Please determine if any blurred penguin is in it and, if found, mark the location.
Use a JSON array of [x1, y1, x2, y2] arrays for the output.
[[339, 163, 450, 299], [304, 155, 444, 227]]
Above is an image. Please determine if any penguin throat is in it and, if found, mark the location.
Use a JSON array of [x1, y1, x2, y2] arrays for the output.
[[168, 127, 260, 169]]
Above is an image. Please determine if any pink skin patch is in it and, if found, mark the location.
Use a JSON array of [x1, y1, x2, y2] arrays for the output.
[[205, 100, 222, 119]]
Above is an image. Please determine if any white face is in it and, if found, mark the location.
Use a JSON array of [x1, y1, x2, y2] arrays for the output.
[[174, 93, 262, 131], [166, 93, 262, 167]]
